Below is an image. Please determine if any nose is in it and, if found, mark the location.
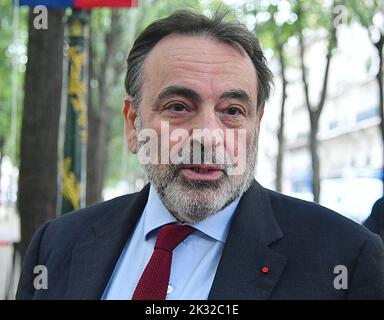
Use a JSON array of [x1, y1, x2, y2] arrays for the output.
[[197, 105, 220, 131], [190, 104, 224, 149]]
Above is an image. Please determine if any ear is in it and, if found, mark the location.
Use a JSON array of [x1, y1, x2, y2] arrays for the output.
[[123, 97, 139, 154], [257, 104, 265, 129]]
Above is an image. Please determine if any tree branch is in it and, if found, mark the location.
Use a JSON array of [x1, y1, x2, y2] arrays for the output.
[[298, 28, 312, 114], [316, 12, 337, 120], [97, 10, 121, 112]]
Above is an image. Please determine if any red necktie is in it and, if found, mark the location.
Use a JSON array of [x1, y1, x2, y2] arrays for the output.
[[132, 224, 194, 300]]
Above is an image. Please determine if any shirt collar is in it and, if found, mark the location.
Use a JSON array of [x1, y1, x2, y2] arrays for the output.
[[143, 184, 241, 243]]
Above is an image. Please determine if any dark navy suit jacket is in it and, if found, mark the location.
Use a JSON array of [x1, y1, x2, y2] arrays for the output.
[[16, 181, 384, 299], [364, 197, 384, 242]]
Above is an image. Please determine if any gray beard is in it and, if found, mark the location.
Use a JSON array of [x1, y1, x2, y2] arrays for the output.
[[136, 118, 258, 223]]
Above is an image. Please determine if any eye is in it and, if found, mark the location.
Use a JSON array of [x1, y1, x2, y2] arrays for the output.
[[166, 102, 188, 112], [224, 106, 243, 116]]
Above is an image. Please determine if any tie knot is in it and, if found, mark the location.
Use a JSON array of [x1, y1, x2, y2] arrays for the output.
[[155, 224, 194, 252]]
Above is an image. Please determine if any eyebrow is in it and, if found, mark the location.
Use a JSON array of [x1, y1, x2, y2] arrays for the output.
[[219, 89, 253, 108], [153, 86, 202, 110], [152, 86, 253, 110]]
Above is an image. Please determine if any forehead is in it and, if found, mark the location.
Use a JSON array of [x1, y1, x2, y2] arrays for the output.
[[142, 34, 258, 103]]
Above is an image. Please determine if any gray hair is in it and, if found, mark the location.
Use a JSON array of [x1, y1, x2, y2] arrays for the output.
[[125, 10, 273, 111]]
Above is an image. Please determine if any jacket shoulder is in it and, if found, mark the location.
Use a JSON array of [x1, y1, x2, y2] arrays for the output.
[[42, 192, 139, 245], [265, 189, 384, 299], [266, 189, 374, 243]]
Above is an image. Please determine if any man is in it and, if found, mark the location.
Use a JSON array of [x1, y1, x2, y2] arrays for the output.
[[17, 11, 384, 300]]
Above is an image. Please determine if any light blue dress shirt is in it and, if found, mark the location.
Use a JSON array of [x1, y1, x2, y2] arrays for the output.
[[102, 185, 240, 300]]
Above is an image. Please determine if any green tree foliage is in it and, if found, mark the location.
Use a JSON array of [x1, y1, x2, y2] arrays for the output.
[[243, 0, 339, 202], [0, 4, 28, 163], [347, 0, 384, 193], [245, 2, 297, 192]]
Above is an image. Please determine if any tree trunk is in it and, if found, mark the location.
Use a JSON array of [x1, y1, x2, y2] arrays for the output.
[[17, 9, 65, 260], [86, 11, 120, 205], [85, 22, 111, 206], [86, 101, 110, 205], [85, 25, 103, 206], [310, 117, 320, 203], [86, 101, 103, 205], [275, 44, 287, 192], [298, 3, 336, 203]]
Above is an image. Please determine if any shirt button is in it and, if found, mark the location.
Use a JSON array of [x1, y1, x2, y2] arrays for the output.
[[167, 285, 173, 294]]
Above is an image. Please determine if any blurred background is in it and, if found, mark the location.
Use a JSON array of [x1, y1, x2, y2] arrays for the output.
[[0, 0, 383, 299]]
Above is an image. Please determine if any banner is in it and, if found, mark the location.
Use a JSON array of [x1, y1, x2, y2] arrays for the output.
[[19, 0, 137, 8]]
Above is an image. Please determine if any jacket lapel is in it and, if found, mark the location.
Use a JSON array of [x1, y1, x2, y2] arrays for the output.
[[65, 185, 150, 299], [64, 180, 286, 300], [208, 181, 287, 300]]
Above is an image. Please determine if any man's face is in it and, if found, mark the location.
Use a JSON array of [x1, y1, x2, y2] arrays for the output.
[[124, 34, 263, 222]]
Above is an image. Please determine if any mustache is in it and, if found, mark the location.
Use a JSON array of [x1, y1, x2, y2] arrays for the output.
[[171, 146, 237, 173]]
